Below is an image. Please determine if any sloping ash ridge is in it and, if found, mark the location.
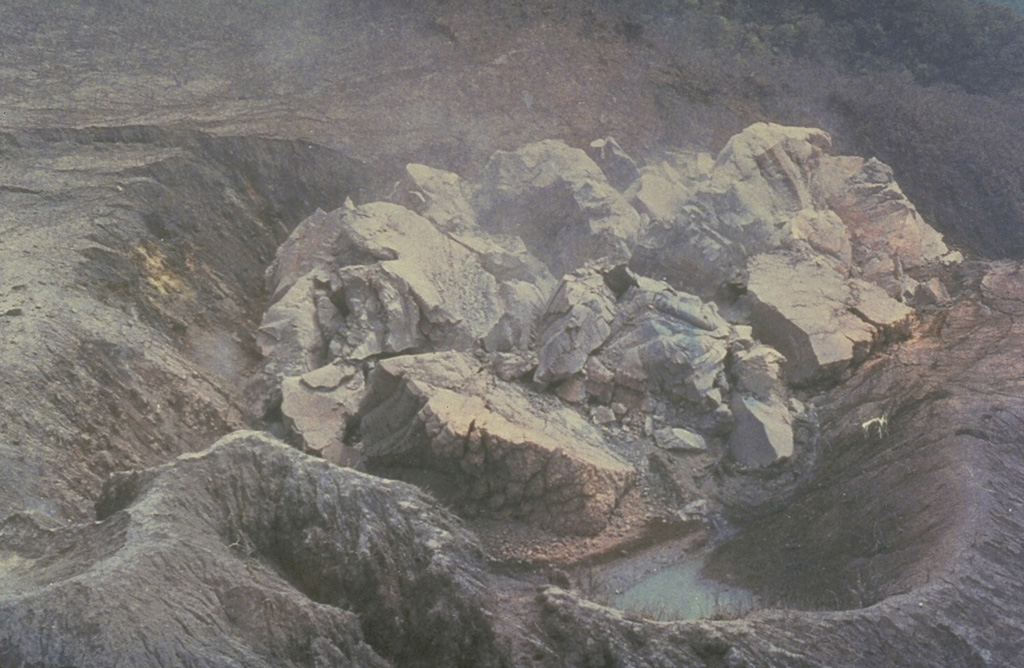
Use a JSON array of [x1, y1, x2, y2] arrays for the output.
[[0, 125, 384, 521]]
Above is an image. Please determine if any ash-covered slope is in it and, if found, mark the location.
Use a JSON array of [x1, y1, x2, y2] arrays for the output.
[[0, 432, 502, 668]]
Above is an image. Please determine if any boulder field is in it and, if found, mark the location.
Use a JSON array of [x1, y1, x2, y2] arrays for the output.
[[259, 123, 957, 536]]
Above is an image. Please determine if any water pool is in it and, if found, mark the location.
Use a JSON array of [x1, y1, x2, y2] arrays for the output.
[[610, 556, 753, 620]]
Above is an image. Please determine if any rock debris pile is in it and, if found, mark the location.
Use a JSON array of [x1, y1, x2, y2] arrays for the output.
[[256, 122, 958, 534]]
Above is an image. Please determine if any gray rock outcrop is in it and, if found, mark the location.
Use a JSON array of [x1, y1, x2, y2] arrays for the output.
[[815, 155, 950, 297], [596, 276, 731, 405], [586, 137, 640, 192], [533, 266, 735, 414], [726, 340, 796, 465], [630, 123, 837, 296], [259, 202, 554, 372], [357, 352, 635, 536], [257, 124, 958, 489], [629, 122, 954, 306], [728, 393, 795, 466], [744, 251, 914, 384], [533, 272, 617, 385], [9, 4, 1024, 664], [281, 361, 364, 465], [473, 139, 643, 276], [256, 269, 335, 379]]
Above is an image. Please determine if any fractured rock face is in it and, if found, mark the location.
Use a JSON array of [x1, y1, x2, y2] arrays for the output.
[[533, 272, 617, 385], [626, 161, 697, 223], [474, 139, 642, 276], [729, 394, 795, 466], [817, 158, 948, 268], [629, 122, 953, 308], [357, 352, 635, 536], [281, 362, 364, 465], [533, 267, 736, 419], [597, 277, 731, 404], [392, 162, 477, 232], [257, 124, 954, 489], [745, 251, 914, 385], [586, 137, 641, 192], [630, 123, 834, 297], [261, 202, 554, 369], [264, 207, 344, 303], [707, 123, 832, 245], [255, 269, 335, 379], [730, 343, 788, 402]]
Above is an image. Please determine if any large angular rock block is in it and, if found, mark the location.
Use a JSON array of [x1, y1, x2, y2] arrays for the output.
[[745, 252, 914, 385], [629, 122, 952, 305], [533, 272, 617, 385], [474, 140, 642, 276], [708, 123, 832, 240], [586, 136, 640, 192], [281, 361, 365, 465], [392, 162, 477, 232], [260, 202, 553, 369], [255, 269, 335, 379], [357, 352, 635, 536], [629, 123, 835, 297], [815, 155, 950, 296], [729, 394, 795, 467], [596, 277, 731, 404], [264, 207, 345, 302]]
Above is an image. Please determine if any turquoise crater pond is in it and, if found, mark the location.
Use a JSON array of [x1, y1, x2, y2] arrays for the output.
[[585, 537, 754, 621], [610, 556, 754, 620]]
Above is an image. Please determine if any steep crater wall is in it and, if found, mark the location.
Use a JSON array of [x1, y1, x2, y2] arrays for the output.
[[0, 125, 385, 520]]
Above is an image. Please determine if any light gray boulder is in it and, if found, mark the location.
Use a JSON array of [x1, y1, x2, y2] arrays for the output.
[[725, 341, 796, 466], [586, 136, 640, 192], [280, 361, 364, 465], [474, 140, 642, 276], [264, 207, 343, 303], [706, 123, 831, 246], [595, 277, 731, 404], [729, 394, 795, 467], [629, 123, 837, 297], [533, 271, 617, 385], [744, 251, 914, 385], [534, 268, 734, 412], [357, 351, 635, 536], [626, 162, 695, 223], [391, 162, 477, 232], [731, 343, 788, 402], [255, 269, 334, 379], [815, 155, 950, 297], [262, 202, 553, 369], [653, 427, 708, 453], [628, 123, 953, 308]]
